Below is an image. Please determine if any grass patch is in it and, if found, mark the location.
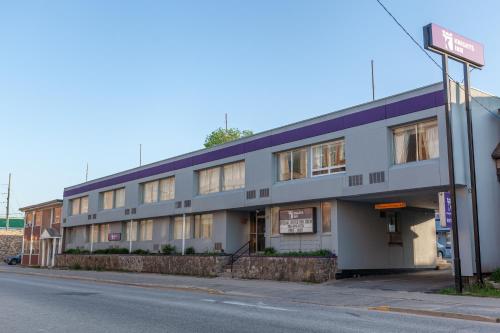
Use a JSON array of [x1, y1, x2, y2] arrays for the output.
[[490, 268, 500, 283], [440, 283, 500, 298]]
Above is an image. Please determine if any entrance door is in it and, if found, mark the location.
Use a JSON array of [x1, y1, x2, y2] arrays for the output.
[[249, 211, 266, 253]]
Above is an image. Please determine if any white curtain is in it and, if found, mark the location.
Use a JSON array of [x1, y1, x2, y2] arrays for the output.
[[424, 125, 439, 159], [394, 129, 410, 164], [223, 162, 245, 191], [114, 188, 125, 208], [278, 152, 291, 181], [80, 196, 88, 214], [143, 181, 158, 203], [103, 191, 114, 210], [159, 177, 175, 201]]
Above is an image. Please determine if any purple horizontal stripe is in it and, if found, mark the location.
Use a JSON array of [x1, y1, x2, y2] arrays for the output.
[[64, 90, 444, 197]]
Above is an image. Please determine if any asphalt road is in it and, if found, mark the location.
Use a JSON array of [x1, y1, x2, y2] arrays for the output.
[[0, 273, 498, 333]]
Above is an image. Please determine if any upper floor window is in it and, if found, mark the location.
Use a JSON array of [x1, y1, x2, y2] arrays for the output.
[[70, 196, 88, 216], [141, 177, 175, 204], [198, 161, 245, 195], [101, 188, 125, 210], [277, 148, 307, 181], [393, 119, 439, 165], [312, 140, 346, 176]]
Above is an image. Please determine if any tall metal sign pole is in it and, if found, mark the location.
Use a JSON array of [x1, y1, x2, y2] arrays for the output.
[[424, 23, 485, 291], [5, 173, 11, 230]]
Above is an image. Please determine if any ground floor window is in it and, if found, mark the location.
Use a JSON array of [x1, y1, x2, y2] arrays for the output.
[[194, 214, 213, 239], [321, 202, 332, 233], [99, 224, 109, 242], [174, 216, 192, 240], [139, 220, 153, 241]]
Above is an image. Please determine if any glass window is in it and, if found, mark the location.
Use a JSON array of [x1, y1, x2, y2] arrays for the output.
[[92, 224, 99, 243], [194, 214, 213, 239], [393, 119, 438, 164], [312, 140, 346, 176], [277, 148, 307, 181], [71, 198, 81, 215], [143, 181, 159, 204], [159, 177, 175, 201], [271, 207, 280, 235], [199, 167, 221, 195], [174, 216, 191, 240], [223, 161, 245, 191], [114, 188, 125, 208], [322, 202, 332, 233], [99, 224, 109, 242], [103, 191, 114, 210], [139, 220, 153, 241], [125, 221, 138, 241], [80, 196, 89, 214]]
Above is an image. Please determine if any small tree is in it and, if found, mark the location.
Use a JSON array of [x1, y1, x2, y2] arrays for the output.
[[204, 127, 253, 148]]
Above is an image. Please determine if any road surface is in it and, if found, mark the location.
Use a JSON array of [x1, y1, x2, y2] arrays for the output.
[[0, 272, 498, 332]]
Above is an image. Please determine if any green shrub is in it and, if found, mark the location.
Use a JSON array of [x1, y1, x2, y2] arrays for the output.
[[64, 248, 90, 255], [162, 244, 176, 255], [279, 249, 332, 257], [491, 268, 500, 283], [69, 263, 81, 270], [131, 249, 150, 255], [264, 247, 277, 255], [92, 247, 129, 254], [185, 247, 196, 255]]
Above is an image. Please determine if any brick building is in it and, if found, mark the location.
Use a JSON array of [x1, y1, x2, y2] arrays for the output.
[[19, 200, 63, 267]]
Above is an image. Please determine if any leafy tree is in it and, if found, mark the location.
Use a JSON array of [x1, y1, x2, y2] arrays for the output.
[[204, 127, 253, 148]]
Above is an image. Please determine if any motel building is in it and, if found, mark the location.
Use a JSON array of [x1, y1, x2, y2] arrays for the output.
[[61, 82, 500, 279]]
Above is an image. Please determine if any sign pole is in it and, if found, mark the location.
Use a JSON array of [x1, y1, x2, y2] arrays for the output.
[[442, 54, 463, 293], [463, 62, 483, 284]]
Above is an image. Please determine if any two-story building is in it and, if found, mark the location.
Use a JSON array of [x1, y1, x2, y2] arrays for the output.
[[61, 82, 500, 277]]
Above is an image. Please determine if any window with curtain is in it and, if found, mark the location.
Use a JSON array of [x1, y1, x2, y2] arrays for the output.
[[101, 188, 125, 210], [321, 202, 332, 233], [124, 221, 138, 241], [143, 180, 159, 204], [159, 177, 175, 201], [139, 220, 153, 241], [312, 140, 346, 176], [277, 148, 307, 181], [198, 167, 221, 194], [223, 161, 245, 191], [173, 216, 192, 240], [393, 119, 438, 164], [194, 214, 213, 239], [271, 207, 280, 235], [70, 196, 89, 215], [99, 224, 109, 242]]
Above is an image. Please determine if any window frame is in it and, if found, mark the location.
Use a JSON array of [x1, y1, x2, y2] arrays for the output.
[[276, 147, 308, 182], [311, 139, 346, 177], [141, 176, 175, 204], [197, 161, 245, 195], [100, 188, 126, 210], [392, 118, 439, 165], [70, 196, 89, 216]]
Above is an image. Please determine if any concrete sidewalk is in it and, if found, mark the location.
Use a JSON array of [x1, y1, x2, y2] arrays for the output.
[[1, 265, 499, 323]]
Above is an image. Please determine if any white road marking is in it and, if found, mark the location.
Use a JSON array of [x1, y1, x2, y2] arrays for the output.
[[222, 300, 293, 312]]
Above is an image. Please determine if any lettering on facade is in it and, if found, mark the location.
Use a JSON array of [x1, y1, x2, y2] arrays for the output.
[[279, 208, 316, 234]]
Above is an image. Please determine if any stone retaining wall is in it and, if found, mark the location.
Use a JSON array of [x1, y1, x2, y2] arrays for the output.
[[0, 229, 23, 258], [231, 256, 337, 283], [56, 254, 231, 277]]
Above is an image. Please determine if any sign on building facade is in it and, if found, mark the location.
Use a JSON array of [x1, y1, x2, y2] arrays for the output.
[[279, 208, 316, 234]]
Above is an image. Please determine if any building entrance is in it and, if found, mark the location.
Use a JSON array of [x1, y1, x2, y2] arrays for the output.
[[249, 211, 266, 253]]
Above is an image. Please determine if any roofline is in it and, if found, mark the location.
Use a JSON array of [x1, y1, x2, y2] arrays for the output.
[[19, 199, 63, 212], [65, 82, 443, 191]]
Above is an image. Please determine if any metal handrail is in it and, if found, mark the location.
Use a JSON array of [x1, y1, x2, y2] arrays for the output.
[[230, 240, 250, 272]]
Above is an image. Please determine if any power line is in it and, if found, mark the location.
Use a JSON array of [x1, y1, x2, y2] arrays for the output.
[[375, 0, 500, 120]]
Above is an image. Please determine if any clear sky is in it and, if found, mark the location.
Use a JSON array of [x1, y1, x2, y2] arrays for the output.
[[1, 0, 499, 216]]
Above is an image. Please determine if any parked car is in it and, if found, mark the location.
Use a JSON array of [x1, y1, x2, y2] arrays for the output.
[[4, 254, 21, 265], [437, 242, 452, 259]]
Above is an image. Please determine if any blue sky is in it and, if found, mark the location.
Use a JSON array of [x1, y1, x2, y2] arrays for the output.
[[1, 0, 499, 215]]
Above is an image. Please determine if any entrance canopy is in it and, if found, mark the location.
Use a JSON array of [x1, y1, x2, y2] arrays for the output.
[[41, 228, 61, 240]]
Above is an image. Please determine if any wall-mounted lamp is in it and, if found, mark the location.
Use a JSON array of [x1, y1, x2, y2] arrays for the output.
[[492, 143, 500, 182]]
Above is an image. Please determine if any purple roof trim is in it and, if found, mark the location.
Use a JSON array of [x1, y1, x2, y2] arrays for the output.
[[64, 90, 444, 197]]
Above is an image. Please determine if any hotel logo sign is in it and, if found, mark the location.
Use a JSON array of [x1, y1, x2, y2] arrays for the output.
[[279, 208, 316, 234], [424, 23, 484, 67]]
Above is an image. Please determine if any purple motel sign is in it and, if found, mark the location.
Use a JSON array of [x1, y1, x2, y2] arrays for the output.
[[424, 23, 484, 68], [444, 192, 452, 228], [108, 233, 121, 241]]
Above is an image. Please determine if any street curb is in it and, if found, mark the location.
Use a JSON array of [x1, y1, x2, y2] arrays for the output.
[[369, 305, 500, 324], [0, 269, 224, 295]]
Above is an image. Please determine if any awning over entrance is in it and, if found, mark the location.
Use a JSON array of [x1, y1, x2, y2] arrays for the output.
[[41, 228, 61, 239]]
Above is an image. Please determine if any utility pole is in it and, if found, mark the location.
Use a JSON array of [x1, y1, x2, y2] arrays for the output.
[[5, 173, 11, 230], [85, 163, 89, 182], [371, 60, 375, 101], [225, 113, 228, 132]]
